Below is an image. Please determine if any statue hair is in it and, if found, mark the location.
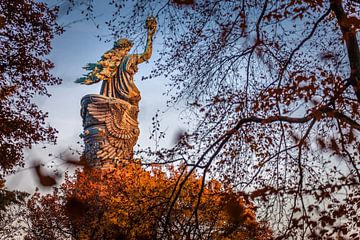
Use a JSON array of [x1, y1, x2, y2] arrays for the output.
[[114, 38, 133, 49]]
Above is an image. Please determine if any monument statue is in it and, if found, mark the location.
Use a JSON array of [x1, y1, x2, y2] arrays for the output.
[[76, 17, 156, 167]]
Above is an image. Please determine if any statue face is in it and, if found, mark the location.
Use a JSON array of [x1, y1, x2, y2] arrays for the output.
[[116, 47, 131, 56]]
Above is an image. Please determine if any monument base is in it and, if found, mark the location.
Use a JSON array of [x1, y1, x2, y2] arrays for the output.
[[80, 94, 139, 168]]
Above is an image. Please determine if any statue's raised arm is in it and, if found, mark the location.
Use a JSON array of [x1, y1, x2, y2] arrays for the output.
[[136, 17, 157, 64]]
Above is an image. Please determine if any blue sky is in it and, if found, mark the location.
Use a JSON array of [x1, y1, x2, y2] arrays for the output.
[[6, 0, 183, 192]]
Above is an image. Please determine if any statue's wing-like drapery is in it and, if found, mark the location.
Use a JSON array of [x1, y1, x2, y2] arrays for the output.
[[87, 99, 139, 160], [75, 50, 123, 85]]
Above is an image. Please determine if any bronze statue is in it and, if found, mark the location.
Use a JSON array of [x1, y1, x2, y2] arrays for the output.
[[77, 17, 156, 167]]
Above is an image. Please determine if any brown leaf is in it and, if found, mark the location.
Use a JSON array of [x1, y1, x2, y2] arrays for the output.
[[0, 15, 5, 29], [172, 0, 194, 5], [316, 138, 326, 150], [34, 164, 57, 187]]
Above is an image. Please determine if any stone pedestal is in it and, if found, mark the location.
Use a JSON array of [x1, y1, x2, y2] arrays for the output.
[[80, 94, 139, 168]]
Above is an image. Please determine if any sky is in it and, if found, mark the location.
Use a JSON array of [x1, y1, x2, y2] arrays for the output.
[[6, 0, 183, 192]]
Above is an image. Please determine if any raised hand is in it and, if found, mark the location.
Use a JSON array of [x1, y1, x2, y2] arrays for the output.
[[146, 16, 157, 35]]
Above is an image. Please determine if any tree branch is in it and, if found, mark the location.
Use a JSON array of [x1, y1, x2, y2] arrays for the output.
[[331, 0, 360, 101]]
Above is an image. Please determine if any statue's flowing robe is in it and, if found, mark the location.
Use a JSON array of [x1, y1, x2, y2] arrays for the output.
[[100, 55, 141, 107]]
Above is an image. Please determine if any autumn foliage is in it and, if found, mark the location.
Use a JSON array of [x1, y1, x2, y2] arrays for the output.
[[0, 0, 62, 176], [65, 0, 360, 238], [2, 0, 360, 239], [25, 162, 272, 240]]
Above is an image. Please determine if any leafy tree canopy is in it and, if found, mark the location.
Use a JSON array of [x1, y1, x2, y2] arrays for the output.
[[0, 0, 63, 177], [24, 162, 272, 240], [61, 0, 360, 238]]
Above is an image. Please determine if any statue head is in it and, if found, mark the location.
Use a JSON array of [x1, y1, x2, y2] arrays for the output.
[[114, 38, 133, 50]]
